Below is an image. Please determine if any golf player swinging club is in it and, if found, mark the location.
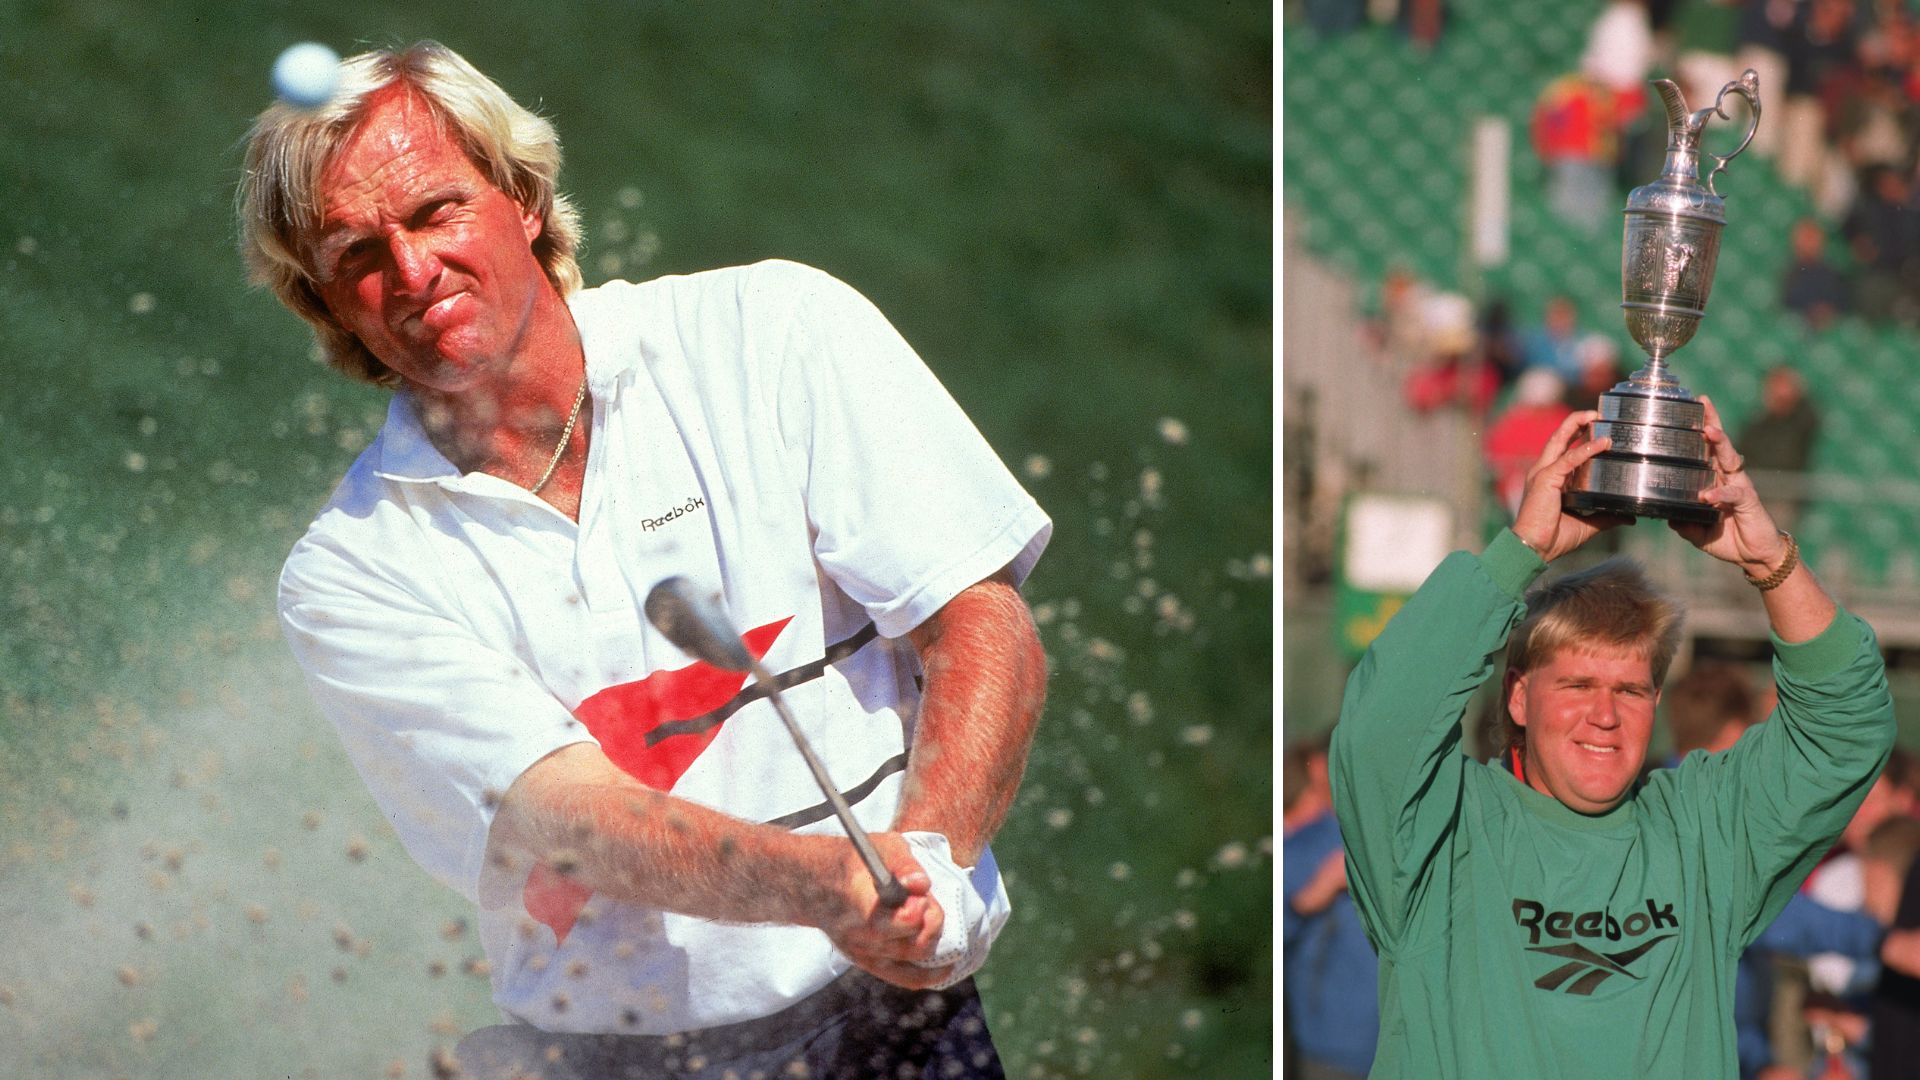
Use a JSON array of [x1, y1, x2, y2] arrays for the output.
[[646, 576, 909, 909], [249, 40, 1051, 1075]]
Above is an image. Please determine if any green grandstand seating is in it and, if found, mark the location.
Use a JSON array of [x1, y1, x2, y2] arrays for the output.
[[1284, 0, 1920, 587]]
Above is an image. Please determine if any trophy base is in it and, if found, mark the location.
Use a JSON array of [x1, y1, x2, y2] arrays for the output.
[[1566, 488, 1720, 525], [1573, 384, 1719, 525]]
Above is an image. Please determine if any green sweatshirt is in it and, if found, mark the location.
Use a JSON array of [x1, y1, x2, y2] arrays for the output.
[[1330, 530, 1895, 1079]]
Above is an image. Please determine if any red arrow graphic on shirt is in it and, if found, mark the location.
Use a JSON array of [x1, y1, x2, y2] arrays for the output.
[[523, 617, 791, 944]]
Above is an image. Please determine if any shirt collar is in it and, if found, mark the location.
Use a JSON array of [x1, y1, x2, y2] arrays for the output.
[[370, 391, 462, 484]]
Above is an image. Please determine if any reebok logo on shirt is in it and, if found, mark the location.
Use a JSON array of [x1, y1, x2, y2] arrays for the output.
[[1511, 897, 1679, 996], [640, 495, 707, 531]]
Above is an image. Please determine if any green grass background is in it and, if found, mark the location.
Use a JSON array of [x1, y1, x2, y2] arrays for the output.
[[0, 3, 1273, 1077]]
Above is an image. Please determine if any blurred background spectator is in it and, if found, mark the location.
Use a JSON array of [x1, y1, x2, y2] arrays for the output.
[[1675, 0, 1745, 115], [1483, 368, 1573, 516], [1737, 0, 1798, 159], [1791, 751, 1919, 1075], [1870, 819, 1920, 1079], [1590, 1, 1664, 188], [1844, 165, 1920, 325], [1368, 265, 1437, 366], [1566, 332, 1628, 408], [1863, 817, 1920, 930], [1805, 815, 1920, 1078], [1778, 0, 1860, 206], [1302, 0, 1369, 35], [1283, 736, 1379, 1080], [1781, 215, 1852, 328], [1585, 1, 1659, 113], [1399, 0, 1450, 51], [1662, 662, 1892, 1080], [1747, 885, 1884, 1079], [1532, 69, 1632, 230], [1521, 295, 1590, 383], [1403, 290, 1499, 413], [1665, 660, 1761, 758], [1738, 364, 1823, 527], [1478, 297, 1528, 391]]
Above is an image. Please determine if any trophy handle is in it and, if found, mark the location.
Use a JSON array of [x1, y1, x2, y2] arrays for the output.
[[1704, 70, 1762, 197]]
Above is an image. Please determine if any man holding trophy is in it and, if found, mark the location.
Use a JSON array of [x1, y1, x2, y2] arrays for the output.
[[1328, 73, 1898, 1077]]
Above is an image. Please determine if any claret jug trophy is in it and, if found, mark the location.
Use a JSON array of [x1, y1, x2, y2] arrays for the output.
[[1567, 70, 1762, 524]]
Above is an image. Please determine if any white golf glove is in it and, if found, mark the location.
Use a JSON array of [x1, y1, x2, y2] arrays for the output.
[[902, 831, 1011, 989]]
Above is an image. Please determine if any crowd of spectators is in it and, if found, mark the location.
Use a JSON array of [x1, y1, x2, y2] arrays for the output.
[[1367, 264, 1820, 533], [1366, 2, 1869, 527], [1533, 0, 1920, 330], [1301, 5, 1900, 555], [1297, 0, 1449, 48]]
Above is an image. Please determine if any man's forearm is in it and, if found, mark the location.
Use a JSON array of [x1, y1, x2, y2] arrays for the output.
[[1755, 556, 1838, 645], [894, 574, 1048, 866], [490, 743, 848, 928]]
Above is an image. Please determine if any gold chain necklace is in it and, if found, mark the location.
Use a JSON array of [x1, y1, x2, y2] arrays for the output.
[[528, 377, 588, 496]]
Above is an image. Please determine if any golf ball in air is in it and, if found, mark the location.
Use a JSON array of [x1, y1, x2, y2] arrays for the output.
[[272, 42, 341, 108]]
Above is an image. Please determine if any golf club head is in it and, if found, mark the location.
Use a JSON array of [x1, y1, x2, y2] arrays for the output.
[[644, 576, 755, 672]]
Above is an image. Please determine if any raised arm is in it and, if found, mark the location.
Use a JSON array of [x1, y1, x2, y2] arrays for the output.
[[1329, 535, 1528, 952], [1332, 412, 1624, 951], [1668, 398, 1895, 939], [1669, 396, 1836, 643]]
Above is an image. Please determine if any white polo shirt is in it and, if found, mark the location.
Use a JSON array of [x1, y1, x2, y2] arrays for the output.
[[278, 260, 1050, 1034]]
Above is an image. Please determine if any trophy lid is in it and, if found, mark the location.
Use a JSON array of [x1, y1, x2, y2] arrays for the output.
[[1623, 80, 1728, 224], [1624, 72, 1760, 223]]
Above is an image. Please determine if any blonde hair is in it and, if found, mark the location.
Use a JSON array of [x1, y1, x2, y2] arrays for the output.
[[236, 40, 584, 387], [1499, 558, 1685, 754]]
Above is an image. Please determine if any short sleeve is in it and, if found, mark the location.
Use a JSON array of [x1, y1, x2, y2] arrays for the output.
[[279, 551, 597, 908], [760, 263, 1051, 638]]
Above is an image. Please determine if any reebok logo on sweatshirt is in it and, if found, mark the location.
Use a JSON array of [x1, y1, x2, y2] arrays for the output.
[[1511, 898, 1679, 995]]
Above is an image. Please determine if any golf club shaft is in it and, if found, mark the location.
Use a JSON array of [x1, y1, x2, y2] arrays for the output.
[[751, 661, 908, 909], [644, 577, 909, 910]]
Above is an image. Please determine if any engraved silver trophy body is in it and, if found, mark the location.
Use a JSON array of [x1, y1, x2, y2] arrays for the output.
[[1568, 70, 1761, 524]]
